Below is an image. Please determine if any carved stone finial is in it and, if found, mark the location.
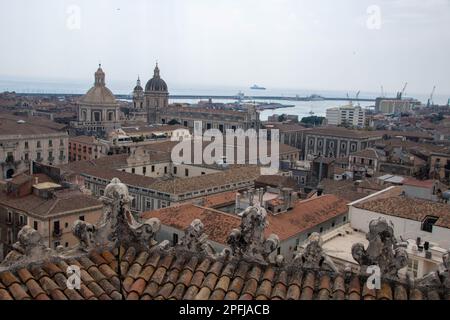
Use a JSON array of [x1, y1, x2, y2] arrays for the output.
[[226, 204, 280, 264], [351, 218, 408, 279], [1, 225, 55, 266], [293, 232, 337, 272], [72, 178, 161, 251], [178, 219, 216, 257]]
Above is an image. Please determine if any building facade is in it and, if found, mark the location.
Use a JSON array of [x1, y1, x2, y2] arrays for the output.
[[72, 65, 121, 136], [68, 136, 108, 161], [304, 127, 383, 159], [0, 115, 68, 179], [139, 64, 261, 132], [326, 104, 366, 127]]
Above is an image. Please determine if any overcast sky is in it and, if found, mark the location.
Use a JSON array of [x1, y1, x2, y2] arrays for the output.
[[0, 0, 449, 96]]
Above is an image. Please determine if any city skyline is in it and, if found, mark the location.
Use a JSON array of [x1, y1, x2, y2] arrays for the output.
[[0, 0, 449, 96]]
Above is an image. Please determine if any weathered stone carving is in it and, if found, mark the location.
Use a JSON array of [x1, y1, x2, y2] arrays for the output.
[[178, 219, 216, 256], [1, 225, 55, 266], [72, 220, 96, 250], [226, 204, 280, 264], [293, 232, 338, 272], [72, 178, 161, 251], [351, 218, 408, 278]]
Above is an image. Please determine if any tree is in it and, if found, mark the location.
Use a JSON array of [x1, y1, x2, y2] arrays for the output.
[[168, 119, 181, 125], [300, 116, 324, 126]]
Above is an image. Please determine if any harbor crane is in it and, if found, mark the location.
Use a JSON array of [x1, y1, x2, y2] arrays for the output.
[[397, 82, 408, 99], [380, 85, 385, 97], [427, 86, 436, 107]]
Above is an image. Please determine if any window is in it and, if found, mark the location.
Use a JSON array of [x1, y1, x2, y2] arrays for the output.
[[173, 166, 177, 174], [53, 221, 60, 235], [19, 215, 24, 226], [146, 200, 152, 210], [24, 153, 29, 161], [48, 140, 53, 147], [132, 168, 135, 174], [99, 189, 105, 196], [65, 242, 69, 247], [331, 221, 336, 227], [33, 221, 38, 231], [319, 227, 323, 233], [408, 259, 419, 278], [24, 141, 29, 149], [164, 166, 168, 174], [343, 216, 347, 222], [172, 233, 179, 246], [37, 141, 41, 148], [277, 247, 281, 255], [151, 165, 155, 172], [65, 222, 69, 228], [143, 166, 147, 175], [185, 169, 189, 177], [422, 216, 438, 233], [36, 152, 42, 160], [60, 139, 64, 146], [79, 215, 85, 221], [7, 211, 12, 223]]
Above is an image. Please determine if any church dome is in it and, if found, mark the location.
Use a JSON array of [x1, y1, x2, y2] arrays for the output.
[[145, 63, 168, 92], [80, 65, 118, 106]]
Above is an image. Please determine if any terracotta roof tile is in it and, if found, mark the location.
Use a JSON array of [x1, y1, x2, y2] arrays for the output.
[[157, 282, 174, 300], [286, 284, 301, 300], [183, 286, 199, 300], [215, 276, 231, 292], [143, 282, 160, 298], [137, 266, 154, 282], [195, 287, 211, 300], [210, 288, 226, 300], [256, 279, 273, 299], [190, 271, 206, 288], [202, 273, 218, 291], [150, 267, 167, 285], [0, 245, 438, 300], [228, 277, 245, 294], [8, 283, 30, 300]]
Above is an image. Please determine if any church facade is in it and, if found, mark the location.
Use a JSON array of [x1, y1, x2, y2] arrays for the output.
[[131, 63, 260, 132], [72, 65, 121, 136]]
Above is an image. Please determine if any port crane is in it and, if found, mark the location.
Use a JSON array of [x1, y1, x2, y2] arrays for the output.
[[380, 85, 385, 97], [397, 82, 408, 99], [427, 86, 436, 107]]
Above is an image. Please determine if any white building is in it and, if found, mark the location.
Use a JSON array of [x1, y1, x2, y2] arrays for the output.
[[347, 186, 450, 278], [326, 104, 366, 127]]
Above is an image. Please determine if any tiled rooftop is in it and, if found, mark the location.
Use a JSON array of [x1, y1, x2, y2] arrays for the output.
[[0, 245, 442, 300], [0, 190, 102, 218], [354, 196, 450, 229]]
